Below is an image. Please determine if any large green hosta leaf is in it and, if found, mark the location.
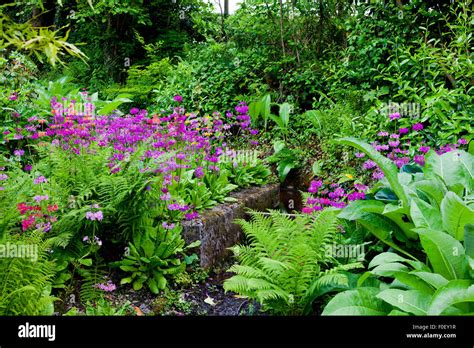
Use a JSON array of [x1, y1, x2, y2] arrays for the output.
[[409, 271, 449, 290], [440, 192, 474, 241], [338, 200, 385, 220], [412, 179, 447, 207], [337, 137, 408, 207], [465, 224, 474, 258], [392, 272, 436, 295], [322, 287, 391, 315], [410, 198, 443, 231], [377, 289, 431, 315], [355, 212, 416, 260], [424, 150, 474, 193], [427, 280, 474, 315], [416, 228, 468, 280]]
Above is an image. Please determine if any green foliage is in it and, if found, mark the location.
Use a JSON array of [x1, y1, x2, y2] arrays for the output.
[[0, 231, 56, 315], [0, 11, 87, 67], [77, 262, 108, 302], [269, 102, 292, 138], [65, 298, 135, 316], [266, 140, 302, 183], [338, 139, 473, 255], [224, 209, 363, 315], [248, 94, 271, 130], [202, 170, 238, 204], [112, 223, 199, 294], [219, 150, 271, 188], [324, 238, 474, 316], [324, 143, 474, 316]]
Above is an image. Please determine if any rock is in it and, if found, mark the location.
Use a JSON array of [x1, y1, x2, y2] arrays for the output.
[[182, 183, 280, 269]]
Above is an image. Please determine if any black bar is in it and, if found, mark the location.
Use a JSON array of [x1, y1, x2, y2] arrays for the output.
[[0, 316, 473, 346]]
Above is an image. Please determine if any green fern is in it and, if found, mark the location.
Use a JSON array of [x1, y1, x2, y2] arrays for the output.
[[224, 209, 363, 315], [0, 232, 56, 315], [77, 262, 108, 302]]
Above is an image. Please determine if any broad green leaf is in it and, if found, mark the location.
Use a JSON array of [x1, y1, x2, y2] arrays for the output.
[[368, 252, 409, 269], [279, 102, 291, 128], [141, 239, 155, 259], [425, 150, 473, 192], [377, 289, 431, 315], [375, 188, 399, 202], [413, 179, 447, 207], [410, 271, 449, 290], [97, 98, 132, 115], [410, 198, 442, 231], [261, 94, 271, 129], [441, 192, 474, 241], [392, 272, 435, 295], [338, 200, 385, 220], [465, 224, 474, 258], [273, 140, 285, 154], [120, 277, 133, 285], [147, 278, 159, 294], [303, 110, 322, 131], [322, 287, 391, 315], [428, 280, 474, 315], [336, 137, 408, 207], [388, 309, 410, 316], [277, 160, 296, 182], [78, 258, 92, 266], [416, 228, 468, 280], [248, 100, 262, 125], [371, 262, 409, 277], [155, 273, 167, 289], [185, 240, 201, 249], [312, 161, 322, 176], [381, 203, 417, 240], [356, 212, 416, 260]]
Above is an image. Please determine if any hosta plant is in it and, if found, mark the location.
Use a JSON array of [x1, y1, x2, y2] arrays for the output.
[[323, 224, 474, 316], [336, 137, 473, 258], [322, 139, 474, 316], [223, 209, 363, 315]]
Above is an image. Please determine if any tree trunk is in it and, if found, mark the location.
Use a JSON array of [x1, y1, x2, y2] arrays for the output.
[[279, 0, 286, 57]]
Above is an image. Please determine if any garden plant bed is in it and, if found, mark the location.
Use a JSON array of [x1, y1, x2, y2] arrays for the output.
[[1, 2, 473, 338], [60, 271, 264, 316]]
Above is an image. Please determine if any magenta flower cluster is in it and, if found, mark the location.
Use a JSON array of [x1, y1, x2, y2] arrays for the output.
[[361, 113, 467, 177], [302, 180, 368, 214], [14, 97, 259, 226]]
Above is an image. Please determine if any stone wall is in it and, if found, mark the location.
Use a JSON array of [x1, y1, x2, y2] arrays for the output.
[[181, 183, 280, 269]]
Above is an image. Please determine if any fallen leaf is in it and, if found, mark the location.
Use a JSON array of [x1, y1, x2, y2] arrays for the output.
[[204, 296, 217, 306], [134, 306, 144, 316]]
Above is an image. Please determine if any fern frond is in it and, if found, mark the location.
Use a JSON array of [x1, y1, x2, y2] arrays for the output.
[[224, 209, 355, 315]]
